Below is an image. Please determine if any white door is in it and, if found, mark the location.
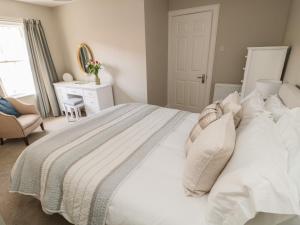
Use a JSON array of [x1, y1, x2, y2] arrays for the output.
[[168, 6, 219, 112]]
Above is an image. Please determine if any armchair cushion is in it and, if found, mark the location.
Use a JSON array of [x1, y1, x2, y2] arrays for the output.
[[0, 97, 21, 117], [17, 114, 41, 129]]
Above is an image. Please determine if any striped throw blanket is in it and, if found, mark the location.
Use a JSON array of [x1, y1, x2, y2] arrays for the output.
[[10, 104, 189, 225]]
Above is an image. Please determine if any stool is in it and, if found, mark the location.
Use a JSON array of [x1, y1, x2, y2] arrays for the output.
[[63, 98, 84, 121]]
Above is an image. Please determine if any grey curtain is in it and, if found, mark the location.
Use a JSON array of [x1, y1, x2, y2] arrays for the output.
[[0, 214, 5, 225], [23, 19, 60, 118]]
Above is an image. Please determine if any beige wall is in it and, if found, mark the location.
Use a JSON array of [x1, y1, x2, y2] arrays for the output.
[[283, 0, 300, 85], [53, 0, 148, 104], [0, 0, 65, 77], [144, 0, 169, 106], [169, 0, 291, 100]]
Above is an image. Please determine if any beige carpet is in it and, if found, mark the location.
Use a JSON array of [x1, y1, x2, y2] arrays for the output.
[[0, 117, 72, 225]]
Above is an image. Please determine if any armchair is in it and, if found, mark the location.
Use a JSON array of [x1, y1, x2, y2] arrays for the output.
[[0, 97, 44, 145]]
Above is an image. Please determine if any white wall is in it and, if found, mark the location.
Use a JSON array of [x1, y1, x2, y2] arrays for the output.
[[53, 0, 148, 104]]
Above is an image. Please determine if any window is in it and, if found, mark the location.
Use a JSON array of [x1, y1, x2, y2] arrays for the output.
[[0, 22, 35, 97]]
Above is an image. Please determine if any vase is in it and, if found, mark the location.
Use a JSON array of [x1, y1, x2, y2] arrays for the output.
[[95, 75, 101, 85]]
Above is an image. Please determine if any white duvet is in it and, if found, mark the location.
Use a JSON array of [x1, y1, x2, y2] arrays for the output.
[[106, 113, 209, 225]]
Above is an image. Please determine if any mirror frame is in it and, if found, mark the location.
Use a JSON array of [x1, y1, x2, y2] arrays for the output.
[[77, 43, 94, 73]]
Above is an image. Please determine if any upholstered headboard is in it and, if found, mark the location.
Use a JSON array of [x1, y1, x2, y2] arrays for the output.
[[279, 83, 300, 108]]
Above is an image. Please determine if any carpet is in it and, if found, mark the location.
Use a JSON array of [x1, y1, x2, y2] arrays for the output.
[[0, 117, 72, 225]]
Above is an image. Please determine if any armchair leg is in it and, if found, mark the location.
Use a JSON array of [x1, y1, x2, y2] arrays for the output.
[[40, 123, 45, 131], [24, 137, 29, 146], [0, 138, 3, 145]]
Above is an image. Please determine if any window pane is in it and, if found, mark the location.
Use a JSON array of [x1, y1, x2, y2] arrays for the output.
[[0, 23, 35, 97]]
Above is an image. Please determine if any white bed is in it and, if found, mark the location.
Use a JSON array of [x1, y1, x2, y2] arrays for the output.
[[10, 83, 300, 225]]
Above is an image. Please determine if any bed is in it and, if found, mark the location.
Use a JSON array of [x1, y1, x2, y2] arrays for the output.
[[10, 83, 300, 225]]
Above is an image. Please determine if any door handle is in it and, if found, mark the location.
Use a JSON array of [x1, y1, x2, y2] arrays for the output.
[[197, 74, 206, 84]]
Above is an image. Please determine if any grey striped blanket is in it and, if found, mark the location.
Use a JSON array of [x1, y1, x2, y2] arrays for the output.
[[10, 104, 189, 225]]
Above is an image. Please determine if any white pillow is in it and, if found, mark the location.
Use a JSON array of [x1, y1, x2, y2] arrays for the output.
[[265, 95, 288, 122], [240, 91, 271, 125], [277, 108, 300, 194], [206, 115, 300, 225], [222, 91, 242, 127]]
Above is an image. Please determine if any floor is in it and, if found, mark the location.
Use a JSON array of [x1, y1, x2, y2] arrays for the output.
[[0, 117, 72, 225]]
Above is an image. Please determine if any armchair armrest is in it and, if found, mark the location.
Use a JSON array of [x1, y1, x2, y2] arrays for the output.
[[0, 112, 24, 138], [6, 97, 40, 115]]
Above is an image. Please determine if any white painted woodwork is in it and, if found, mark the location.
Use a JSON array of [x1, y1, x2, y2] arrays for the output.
[[168, 5, 219, 112], [241, 46, 289, 98], [213, 83, 242, 102], [54, 82, 114, 117]]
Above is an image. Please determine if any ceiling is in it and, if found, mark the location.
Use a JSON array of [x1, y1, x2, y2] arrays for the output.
[[16, 0, 73, 7]]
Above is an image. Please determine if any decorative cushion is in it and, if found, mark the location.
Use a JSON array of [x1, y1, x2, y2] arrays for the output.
[[185, 102, 223, 155], [0, 97, 21, 117], [221, 92, 242, 127], [183, 113, 236, 196], [198, 102, 223, 128]]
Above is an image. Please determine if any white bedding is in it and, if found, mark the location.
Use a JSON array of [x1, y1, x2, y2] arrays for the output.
[[106, 113, 210, 225], [10, 103, 299, 225]]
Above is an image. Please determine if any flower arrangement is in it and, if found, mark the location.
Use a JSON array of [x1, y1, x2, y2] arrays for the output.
[[86, 60, 102, 85]]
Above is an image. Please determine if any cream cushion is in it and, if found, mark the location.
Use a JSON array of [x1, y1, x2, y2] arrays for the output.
[[185, 102, 223, 155], [221, 91, 242, 127], [17, 114, 41, 129], [198, 102, 223, 128], [183, 113, 236, 196]]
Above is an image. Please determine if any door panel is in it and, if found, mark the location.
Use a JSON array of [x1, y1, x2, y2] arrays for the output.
[[169, 11, 213, 112], [175, 80, 185, 105]]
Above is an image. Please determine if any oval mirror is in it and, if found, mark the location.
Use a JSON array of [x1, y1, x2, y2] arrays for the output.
[[77, 43, 94, 73]]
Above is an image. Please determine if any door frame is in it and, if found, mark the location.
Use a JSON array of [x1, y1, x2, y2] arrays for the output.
[[167, 4, 220, 110]]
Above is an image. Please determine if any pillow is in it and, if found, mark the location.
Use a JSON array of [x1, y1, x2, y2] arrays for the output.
[[183, 113, 236, 197], [265, 95, 288, 122], [185, 102, 223, 155], [276, 108, 300, 193], [206, 115, 300, 225], [198, 102, 223, 128], [279, 83, 300, 108], [221, 91, 242, 127], [241, 90, 271, 121], [0, 97, 21, 117]]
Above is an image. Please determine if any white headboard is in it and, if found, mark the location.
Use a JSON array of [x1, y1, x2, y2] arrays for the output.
[[279, 83, 300, 108]]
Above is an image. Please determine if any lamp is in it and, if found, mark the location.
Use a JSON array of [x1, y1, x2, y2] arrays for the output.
[[256, 79, 282, 99]]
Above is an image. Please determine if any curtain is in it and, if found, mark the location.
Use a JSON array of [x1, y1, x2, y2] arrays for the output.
[[0, 214, 5, 225], [23, 19, 60, 118]]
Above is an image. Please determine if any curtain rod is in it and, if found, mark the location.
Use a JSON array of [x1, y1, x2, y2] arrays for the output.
[[0, 16, 23, 23], [0, 16, 40, 24]]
